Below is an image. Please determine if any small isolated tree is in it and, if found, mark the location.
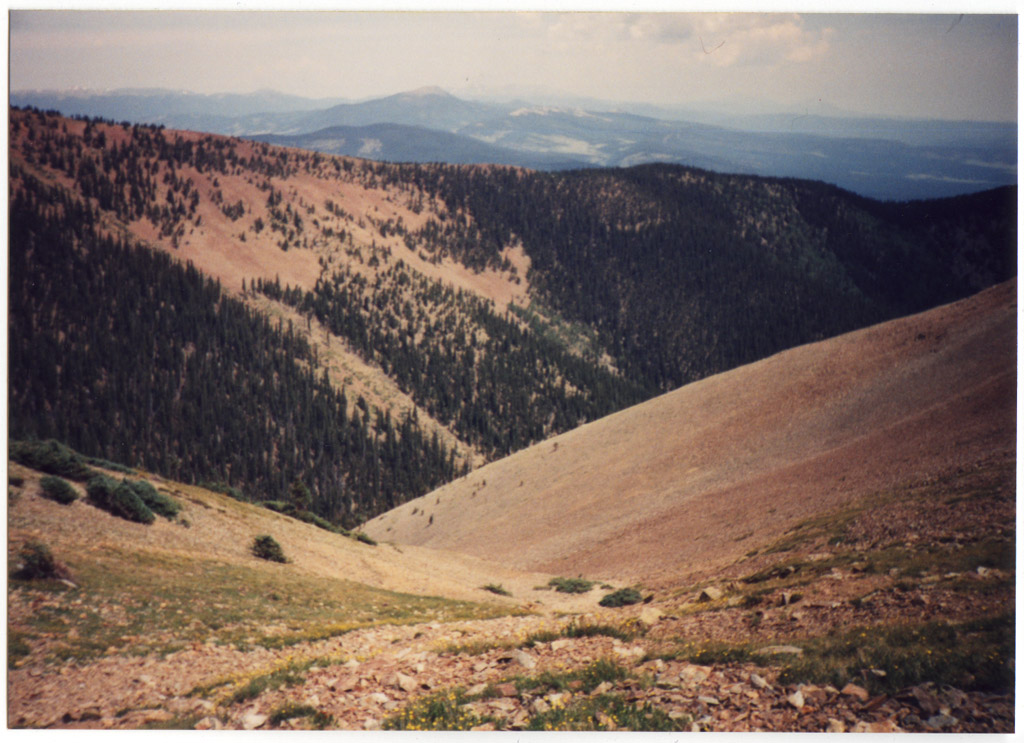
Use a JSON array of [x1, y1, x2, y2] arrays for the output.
[[289, 479, 312, 512], [252, 534, 287, 563]]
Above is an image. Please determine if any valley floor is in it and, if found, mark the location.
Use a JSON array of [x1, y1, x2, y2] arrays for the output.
[[8, 455, 1014, 732]]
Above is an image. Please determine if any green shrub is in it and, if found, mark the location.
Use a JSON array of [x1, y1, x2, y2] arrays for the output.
[[261, 501, 344, 534], [548, 577, 594, 594], [261, 500, 298, 517], [200, 481, 245, 500], [482, 583, 511, 596], [84, 456, 135, 474], [10, 439, 94, 480], [39, 475, 78, 505], [354, 532, 377, 546], [12, 541, 62, 580], [599, 588, 643, 607], [126, 480, 180, 518], [252, 535, 287, 563], [86, 475, 155, 524]]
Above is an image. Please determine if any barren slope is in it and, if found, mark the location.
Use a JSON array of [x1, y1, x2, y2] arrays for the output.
[[364, 280, 1016, 585]]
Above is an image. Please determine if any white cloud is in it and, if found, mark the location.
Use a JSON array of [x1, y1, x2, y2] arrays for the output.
[[683, 14, 834, 67]]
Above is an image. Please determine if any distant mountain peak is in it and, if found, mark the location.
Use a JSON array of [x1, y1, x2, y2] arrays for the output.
[[400, 86, 452, 98]]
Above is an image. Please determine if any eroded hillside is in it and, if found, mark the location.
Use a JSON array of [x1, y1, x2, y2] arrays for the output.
[[365, 280, 1016, 585]]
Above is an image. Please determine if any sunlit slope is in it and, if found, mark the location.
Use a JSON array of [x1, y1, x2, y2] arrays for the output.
[[364, 280, 1016, 584], [7, 464, 599, 623]]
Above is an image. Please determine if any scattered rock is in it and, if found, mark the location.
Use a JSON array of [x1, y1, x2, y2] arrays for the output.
[[926, 713, 958, 730], [697, 695, 720, 706], [512, 650, 536, 669], [496, 682, 518, 698], [195, 716, 222, 730], [550, 639, 571, 651], [698, 586, 724, 602], [754, 645, 803, 656], [786, 690, 805, 710], [393, 672, 417, 693], [240, 711, 267, 730], [749, 673, 770, 690], [470, 722, 495, 732], [639, 607, 664, 627], [852, 719, 903, 733], [679, 664, 712, 684], [140, 710, 173, 724], [840, 683, 869, 703], [826, 718, 846, 732]]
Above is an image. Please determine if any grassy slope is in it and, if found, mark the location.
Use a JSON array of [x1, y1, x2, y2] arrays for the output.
[[8, 463, 629, 670]]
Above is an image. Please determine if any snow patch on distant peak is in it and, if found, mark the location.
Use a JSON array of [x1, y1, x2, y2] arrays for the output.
[[510, 106, 609, 121]]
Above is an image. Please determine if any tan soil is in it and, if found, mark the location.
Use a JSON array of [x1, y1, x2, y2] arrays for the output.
[[364, 280, 1016, 584]]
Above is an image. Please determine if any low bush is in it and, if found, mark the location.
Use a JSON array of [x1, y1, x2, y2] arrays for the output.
[[252, 535, 287, 563], [548, 577, 594, 594], [354, 532, 377, 546], [39, 475, 78, 505], [599, 588, 643, 607], [84, 456, 135, 474], [126, 480, 180, 518], [86, 475, 155, 524], [10, 439, 94, 480], [200, 481, 245, 500], [12, 540, 63, 580], [261, 501, 345, 534], [482, 583, 511, 596]]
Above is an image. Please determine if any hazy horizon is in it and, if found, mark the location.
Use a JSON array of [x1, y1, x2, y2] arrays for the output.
[[9, 9, 1019, 123]]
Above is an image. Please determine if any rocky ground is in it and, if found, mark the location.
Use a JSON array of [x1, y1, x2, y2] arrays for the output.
[[8, 457, 1014, 731], [10, 606, 1012, 732]]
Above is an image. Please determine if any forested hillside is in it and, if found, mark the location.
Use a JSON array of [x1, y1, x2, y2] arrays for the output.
[[7, 106, 1016, 525], [8, 169, 461, 525], [370, 163, 1016, 391]]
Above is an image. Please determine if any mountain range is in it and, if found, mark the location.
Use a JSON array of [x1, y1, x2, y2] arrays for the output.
[[11, 86, 1016, 201], [5, 98, 1016, 732]]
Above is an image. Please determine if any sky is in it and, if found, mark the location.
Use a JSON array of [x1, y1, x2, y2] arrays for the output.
[[7, 3, 1020, 122]]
